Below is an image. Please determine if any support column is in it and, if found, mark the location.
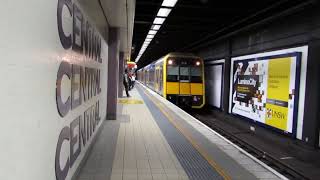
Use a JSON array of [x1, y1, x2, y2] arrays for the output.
[[118, 52, 125, 97], [107, 27, 120, 120], [302, 39, 320, 147], [222, 39, 232, 113]]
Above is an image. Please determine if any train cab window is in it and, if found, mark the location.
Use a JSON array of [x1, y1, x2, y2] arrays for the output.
[[167, 66, 179, 82], [191, 66, 202, 83], [179, 66, 190, 81]]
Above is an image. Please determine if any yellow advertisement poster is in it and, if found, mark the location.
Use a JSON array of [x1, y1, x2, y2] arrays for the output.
[[265, 58, 291, 131], [231, 52, 300, 134]]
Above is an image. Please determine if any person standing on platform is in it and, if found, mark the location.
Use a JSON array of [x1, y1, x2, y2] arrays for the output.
[[128, 73, 133, 90], [131, 74, 136, 89], [123, 69, 130, 97]]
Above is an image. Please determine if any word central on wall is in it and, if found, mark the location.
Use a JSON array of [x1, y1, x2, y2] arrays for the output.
[[55, 0, 104, 180]]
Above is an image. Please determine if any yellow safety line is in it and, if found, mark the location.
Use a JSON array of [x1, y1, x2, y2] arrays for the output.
[[143, 89, 232, 180], [118, 98, 144, 104]]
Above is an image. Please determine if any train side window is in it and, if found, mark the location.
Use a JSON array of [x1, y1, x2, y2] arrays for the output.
[[191, 67, 202, 83], [167, 66, 179, 82]]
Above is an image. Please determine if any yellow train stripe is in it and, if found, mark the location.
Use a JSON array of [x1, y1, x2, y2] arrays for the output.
[[143, 90, 231, 180], [166, 82, 179, 94], [179, 82, 191, 94], [191, 83, 203, 95]]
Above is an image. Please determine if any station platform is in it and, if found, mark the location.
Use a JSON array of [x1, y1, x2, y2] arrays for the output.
[[76, 83, 286, 180]]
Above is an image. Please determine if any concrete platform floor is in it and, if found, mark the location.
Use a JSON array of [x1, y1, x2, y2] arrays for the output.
[[75, 84, 284, 180]]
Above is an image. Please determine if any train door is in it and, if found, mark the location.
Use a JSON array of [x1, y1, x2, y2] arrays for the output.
[[150, 66, 155, 89], [156, 67, 161, 93], [179, 65, 191, 95], [159, 65, 163, 95], [178, 59, 192, 107], [146, 69, 149, 87], [155, 67, 159, 92], [179, 60, 191, 95]]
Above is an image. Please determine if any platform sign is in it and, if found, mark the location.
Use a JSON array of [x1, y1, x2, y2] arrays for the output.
[[230, 52, 301, 134]]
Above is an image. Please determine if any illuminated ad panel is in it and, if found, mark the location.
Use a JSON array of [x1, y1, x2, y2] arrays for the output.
[[230, 52, 301, 134]]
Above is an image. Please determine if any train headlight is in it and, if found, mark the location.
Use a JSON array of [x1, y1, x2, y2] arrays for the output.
[[168, 59, 173, 65], [196, 61, 200, 66]]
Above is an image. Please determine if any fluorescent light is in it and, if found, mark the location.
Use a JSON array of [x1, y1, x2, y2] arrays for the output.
[[153, 17, 165, 24], [135, 0, 179, 63], [157, 8, 171, 17], [151, 25, 161, 30], [162, 0, 178, 7], [148, 30, 157, 35]]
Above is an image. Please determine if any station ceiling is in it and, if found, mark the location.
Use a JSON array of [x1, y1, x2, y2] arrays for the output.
[[132, 0, 312, 68]]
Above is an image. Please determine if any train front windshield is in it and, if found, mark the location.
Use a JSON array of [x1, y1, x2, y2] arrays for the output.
[[167, 58, 202, 83], [167, 66, 179, 81], [191, 66, 202, 83]]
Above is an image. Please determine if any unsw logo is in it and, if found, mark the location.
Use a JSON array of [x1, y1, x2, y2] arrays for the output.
[[266, 108, 286, 120]]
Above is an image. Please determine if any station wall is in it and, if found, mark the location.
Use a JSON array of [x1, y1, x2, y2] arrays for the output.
[[0, 0, 109, 180], [197, 4, 320, 147]]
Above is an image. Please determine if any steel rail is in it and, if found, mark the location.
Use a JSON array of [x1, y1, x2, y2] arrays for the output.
[[191, 112, 311, 180]]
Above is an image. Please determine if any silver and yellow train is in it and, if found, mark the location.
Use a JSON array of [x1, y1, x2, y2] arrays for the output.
[[137, 53, 205, 108]]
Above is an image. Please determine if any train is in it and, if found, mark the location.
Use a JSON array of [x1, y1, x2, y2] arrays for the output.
[[137, 53, 205, 108]]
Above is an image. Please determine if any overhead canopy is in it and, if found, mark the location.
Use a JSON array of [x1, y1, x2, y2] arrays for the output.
[[79, 0, 136, 61]]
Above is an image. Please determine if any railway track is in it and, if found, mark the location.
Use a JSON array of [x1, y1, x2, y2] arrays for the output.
[[191, 112, 310, 180]]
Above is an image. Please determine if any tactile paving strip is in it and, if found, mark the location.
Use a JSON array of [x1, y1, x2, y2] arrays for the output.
[[118, 98, 144, 104], [137, 87, 224, 180]]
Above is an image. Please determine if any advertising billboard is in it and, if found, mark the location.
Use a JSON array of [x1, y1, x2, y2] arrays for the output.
[[230, 52, 301, 134]]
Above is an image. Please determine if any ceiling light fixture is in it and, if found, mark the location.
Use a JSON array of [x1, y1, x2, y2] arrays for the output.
[[157, 8, 171, 17], [162, 0, 178, 7], [151, 25, 161, 30], [153, 17, 165, 25], [146, 34, 155, 39], [148, 30, 157, 35], [134, 0, 179, 63]]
